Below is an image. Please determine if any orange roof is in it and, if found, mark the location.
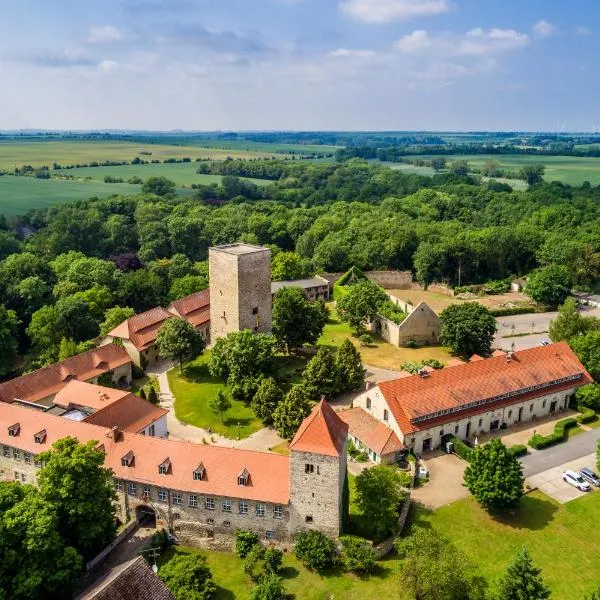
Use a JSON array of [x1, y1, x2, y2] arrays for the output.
[[469, 354, 485, 362], [492, 349, 506, 357], [338, 407, 403, 456], [379, 342, 592, 435], [0, 345, 131, 404], [289, 400, 348, 457], [0, 402, 290, 504], [107, 307, 174, 350], [84, 394, 167, 433], [168, 290, 210, 328], [53, 380, 130, 410]]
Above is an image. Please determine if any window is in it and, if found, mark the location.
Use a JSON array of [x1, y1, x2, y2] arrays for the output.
[[2, 446, 9, 458], [508, 410, 512, 419], [252, 306, 259, 315], [205, 497, 215, 510], [478, 418, 483, 427], [238, 475, 248, 486], [149, 424, 155, 437], [34, 430, 46, 444], [189, 495, 198, 508], [454, 425, 459, 434], [273, 505, 283, 519], [14, 471, 19, 481], [305, 464, 314, 474], [193, 463, 205, 480], [530, 404, 534, 413], [266, 530, 276, 539], [383, 409, 389, 422], [173, 513, 180, 520], [143, 486, 151, 498], [305, 515, 313, 523], [24, 452, 31, 464], [158, 489, 167, 502], [439, 429, 444, 437], [366, 397, 371, 409], [223, 520, 231, 527], [34, 457, 43, 468], [206, 518, 214, 525], [13, 449, 20, 461], [128, 482, 137, 496], [20, 473, 26, 483], [121, 452, 134, 467], [158, 459, 170, 475], [239, 500, 248, 514], [8, 423, 20, 437], [172, 492, 182, 505], [542, 400, 546, 408], [256, 503, 265, 517], [222, 499, 231, 512], [115, 480, 123, 492]]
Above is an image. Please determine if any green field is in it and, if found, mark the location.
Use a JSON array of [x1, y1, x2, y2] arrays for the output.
[[0, 175, 145, 216], [185, 139, 340, 155], [61, 162, 271, 187], [0, 139, 277, 171], [412, 153, 600, 186]]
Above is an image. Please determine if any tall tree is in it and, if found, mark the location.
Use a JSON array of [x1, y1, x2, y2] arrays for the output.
[[337, 279, 388, 333], [273, 385, 312, 439], [37, 437, 116, 559], [251, 377, 284, 425], [156, 317, 205, 372], [100, 306, 135, 336], [159, 553, 217, 600], [439, 303, 497, 357], [549, 298, 599, 342], [526, 265, 571, 307], [494, 548, 551, 600], [0, 304, 19, 376], [271, 251, 312, 281], [464, 438, 524, 511], [519, 164, 545, 186], [272, 287, 326, 352], [142, 176, 176, 196], [570, 330, 600, 381], [302, 347, 341, 400], [335, 339, 365, 391]]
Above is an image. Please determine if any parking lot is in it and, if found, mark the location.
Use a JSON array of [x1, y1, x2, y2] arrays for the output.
[[527, 453, 599, 503]]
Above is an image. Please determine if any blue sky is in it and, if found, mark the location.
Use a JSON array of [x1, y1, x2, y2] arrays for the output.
[[1, 0, 598, 130]]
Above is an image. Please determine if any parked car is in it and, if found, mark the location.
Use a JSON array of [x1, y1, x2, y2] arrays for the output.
[[540, 339, 551, 346], [579, 467, 600, 487], [563, 470, 592, 491]]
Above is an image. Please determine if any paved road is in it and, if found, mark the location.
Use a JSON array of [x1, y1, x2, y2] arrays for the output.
[[521, 428, 600, 478]]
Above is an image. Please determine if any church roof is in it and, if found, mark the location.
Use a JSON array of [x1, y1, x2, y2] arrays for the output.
[[289, 400, 348, 457]]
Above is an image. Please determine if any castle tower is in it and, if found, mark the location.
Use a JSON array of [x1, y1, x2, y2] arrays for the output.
[[209, 244, 272, 342], [288, 400, 348, 538]]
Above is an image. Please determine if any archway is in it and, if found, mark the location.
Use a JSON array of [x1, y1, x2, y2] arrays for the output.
[[136, 505, 156, 528]]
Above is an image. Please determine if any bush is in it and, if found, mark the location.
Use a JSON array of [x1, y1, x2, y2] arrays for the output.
[[294, 530, 337, 571], [490, 306, 536, 317], [264, 548, 283, 575], [451, 437, 474, 461], [577, 406, 596, 425], [404, 339, 417, 348], [248, 573, 287, 600], [528, 417, 578, 449], [159, 553, 216, 600], [147, 386, 159, 405], [359, 333, 373, 346], [340, 536, 376, 575], [508, 444, 528, 458], [132, 363, 145, 379], [244, 544, 266, 581], [235, 529, 259, 558], [576, 384, 600, 411]]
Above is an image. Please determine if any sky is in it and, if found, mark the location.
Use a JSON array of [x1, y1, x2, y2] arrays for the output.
[[1, 0, 599, 131]]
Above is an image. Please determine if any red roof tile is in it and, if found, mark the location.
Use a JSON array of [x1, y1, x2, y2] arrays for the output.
[[0, 402, 290, 504], [168, 290, 210, 323], [379, 342, 591, 435], [0, 345, 131, 404], [338, 407, 403, 456], [108, 307, 174, 350], [289, 400, 348, 457], [84, 394, 167, 433]]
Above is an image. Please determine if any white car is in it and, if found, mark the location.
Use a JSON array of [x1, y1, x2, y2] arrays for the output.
[[562, 469, 592, 491]]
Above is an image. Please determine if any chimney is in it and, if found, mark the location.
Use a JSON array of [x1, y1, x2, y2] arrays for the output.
[[418, 368, 430, 378], [506, 351, 515, 362], [110, 425, 122, 441]]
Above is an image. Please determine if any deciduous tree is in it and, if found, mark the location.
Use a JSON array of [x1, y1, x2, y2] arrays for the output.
[[549, 298, 600, 342], [273, 385, 312, 440], [337, 279, 388, 333], [302, 347, 340, 400], [159, 553, 217, 600], [439, 303, 497, 357], [209, 390, 231, 423], [526, 264, 571, 307], [100, 306, 135, 336], [570, 330, 600, 381], [335, 339, 365, 391], [156, 317, 205, 372], [251, 377, 284, 425], [294, 530, 337, 572], [0, 304, 19, 376], [142, 176, 176, 196]]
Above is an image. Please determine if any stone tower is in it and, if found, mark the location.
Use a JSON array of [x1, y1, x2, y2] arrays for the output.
[[288, 400, 348, 538], [209, 243, 272, 342]]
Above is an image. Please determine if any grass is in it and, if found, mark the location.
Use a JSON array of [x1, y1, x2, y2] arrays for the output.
[[318, 306, 455, 370], [0, 139, 276, 171], [268, 441, 290, 456], [168, 352, 262, 440], [60, 162, 271, 187]]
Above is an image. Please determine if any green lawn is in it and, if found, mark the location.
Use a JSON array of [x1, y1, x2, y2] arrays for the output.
[[168, 352, 262, 439], [154, 490, 600, 599]]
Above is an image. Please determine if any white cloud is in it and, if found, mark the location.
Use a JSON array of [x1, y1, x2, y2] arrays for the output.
[[574, 26, 590, 36], [328, 48, 377, 58], [98, 60, 120, 73], [86, 26, 123, 44], [532, 20, 557, 38], [395, 27, 529, 56], [339, 0, 451, 24]]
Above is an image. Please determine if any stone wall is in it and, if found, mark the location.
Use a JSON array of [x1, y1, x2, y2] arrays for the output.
[[370, 302, 440, 347], [366, 270, 413, 289]]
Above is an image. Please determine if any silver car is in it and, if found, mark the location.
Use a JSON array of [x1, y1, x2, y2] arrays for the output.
[[580, 468, 600, 487]]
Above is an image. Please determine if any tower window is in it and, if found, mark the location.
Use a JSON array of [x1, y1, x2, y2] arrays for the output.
[[305, 464, 314, 474], [252, 307, 259, 315], [383, 409, 389, 422], [305, 515, 313, 523]]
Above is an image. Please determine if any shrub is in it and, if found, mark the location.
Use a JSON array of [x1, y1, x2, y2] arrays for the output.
[[138, 387, 147, 400], [159, 553, 216, 600], [248, 573, 287, 600], [244, 544, 266, 581], [132, 364, 145, 379], [147, 386, 159, 405], [235, 529, 259, 558], [264, 548, 283, 575], [404, 339, 417, 348], [451, 437, 474, 462], [577, 406, 596, 425], [576, 384, 600, 411], [359, 333, 373, 346], [508, 444, 528, 458], [421, 358, 443, 369], [294, 530, 337, 571], [528, 417, 578, 449], [490, 306, 536, 317], [340, 536, 376, 575]]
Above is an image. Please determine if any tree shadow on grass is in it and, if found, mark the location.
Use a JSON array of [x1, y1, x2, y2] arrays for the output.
[[214, 586, 235, 600], [488, 494, 558, 531], [181, 363, 219, 384], [279, 565, 299, 580], [222, 416, 256, 428]]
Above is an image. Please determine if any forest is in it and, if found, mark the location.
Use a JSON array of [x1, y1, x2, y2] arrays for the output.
[[0, 157, 599, 375]]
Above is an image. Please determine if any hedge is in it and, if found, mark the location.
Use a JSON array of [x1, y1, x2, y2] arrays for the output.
[[451, 437, 475, 461], [576, 406, 597, 425], [508, 444, 528, 458], [528, 417, 578, 450], [490, 306, 536, 317]]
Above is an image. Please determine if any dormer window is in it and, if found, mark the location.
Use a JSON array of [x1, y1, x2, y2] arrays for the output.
[[34, 430, 47, 444], [159, 458, 171, 475], [193, 463, 205, 481], [8, 423, 20, 437], [237, 468, 249, 487], [121, 451, 134, 467], [383, 409, 389, 422]]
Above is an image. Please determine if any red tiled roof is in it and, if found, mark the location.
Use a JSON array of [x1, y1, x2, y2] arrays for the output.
[[0, 402, 290, 504], [84, 393, 167, 433], [108, 307, 174, 350], [53, 380, 130, 410], [379, 342, 592, 435], [289, 400, 348, 457], [338, 407, 403, 456], [0, 345, 131, 404], [469, 354, 485, 362], [168, 290, 210, 328]]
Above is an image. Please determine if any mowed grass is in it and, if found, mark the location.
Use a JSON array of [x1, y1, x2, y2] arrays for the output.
[[0, 139, 276, 171], [168, 352, 262, 440], [416, 490, 600, 600], [0, 175, 143, 216], [61, 162, 272, 187], [186, 139, 341, 155], [318, 305, 455, 370]]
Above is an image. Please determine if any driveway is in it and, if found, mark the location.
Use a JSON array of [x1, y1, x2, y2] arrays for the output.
[[527, 453, 598, 503], [521, 427, 600, 478], [411, 453, 469, 509]]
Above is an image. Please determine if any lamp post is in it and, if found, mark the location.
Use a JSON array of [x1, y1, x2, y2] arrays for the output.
[[237, 421, 241, 440]]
